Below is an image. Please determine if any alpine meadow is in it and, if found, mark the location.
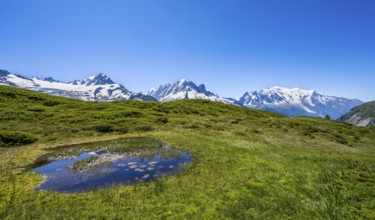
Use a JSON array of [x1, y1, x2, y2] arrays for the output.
[[1, 86, 374, 219], [1, 1, 375, 219]]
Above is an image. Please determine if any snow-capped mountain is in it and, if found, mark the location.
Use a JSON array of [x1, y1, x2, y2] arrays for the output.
[[0, 69, 364, 118], [239, 86, 363, 119], [148, 79, 241, 105], [0, 70, 155, 101]]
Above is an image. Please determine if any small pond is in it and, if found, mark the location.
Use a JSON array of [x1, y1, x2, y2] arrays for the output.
[[30, 137, 192, 193]]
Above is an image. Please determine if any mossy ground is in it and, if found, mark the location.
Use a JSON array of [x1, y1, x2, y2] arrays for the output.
[[0, 86, 374, 219]]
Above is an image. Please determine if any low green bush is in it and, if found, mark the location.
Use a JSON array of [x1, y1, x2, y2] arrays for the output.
[[91, 124, 115, 133], [120, 111, 144, 118], [43, 100, 60, 106], [156, 117, 169, 124], [0, 131, 38, 147], [136, 125, 154, 132]]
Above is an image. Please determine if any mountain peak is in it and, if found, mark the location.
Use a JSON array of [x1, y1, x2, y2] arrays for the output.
[[178, 78, 187, 83], [177, 78, 194, 87], [198, 84, 206, 91], [0, 69, 11, 77], [85, 72, 115, 85], [44, 77, 61, 83], [149, 79, 217, 102]]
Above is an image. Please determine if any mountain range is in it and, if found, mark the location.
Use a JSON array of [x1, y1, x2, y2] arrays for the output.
[[0, 69, 364, 119], [0, 70, 155, 101], [239, 87, 363, 119], [147, 79, 242, 106]]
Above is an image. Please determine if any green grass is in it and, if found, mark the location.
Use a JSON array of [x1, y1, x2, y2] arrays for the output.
[[0, 85, 375, 219], [350, 101, 375, 118]]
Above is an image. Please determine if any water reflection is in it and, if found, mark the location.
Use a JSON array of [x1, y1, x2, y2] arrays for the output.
[[31, 138, 192, 193]]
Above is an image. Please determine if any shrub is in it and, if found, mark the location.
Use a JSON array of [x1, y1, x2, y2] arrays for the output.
[[43, 100, 60, 106], [28, 107, 46, 112], [189, 124, 199, 129], [154, 107, 170, 114], [27, 95, 45, 102], [121, 111, 143, 118], [333, 134, 349, 145], [251, 129, 261, 134], [115, 127, 129, 134], [301, 131, 311, 136], [0, 91, 16, 98], [191, 110, 199, 114], [336, 138, 349, 145], [136, 125, 154, 132], [234, 131, 247, 136], [0, 131, 38, 147], [157, 117, 169, 124], [92, 124, 115, 133], [92, 106, 106, 110]]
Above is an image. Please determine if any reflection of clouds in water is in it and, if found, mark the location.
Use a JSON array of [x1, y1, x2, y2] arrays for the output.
[[98, 168, 116, 175], [32, 142, 192, 193]]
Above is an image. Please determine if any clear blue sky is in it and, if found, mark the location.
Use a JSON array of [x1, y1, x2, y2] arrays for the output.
[[1, 0, 374, 101]]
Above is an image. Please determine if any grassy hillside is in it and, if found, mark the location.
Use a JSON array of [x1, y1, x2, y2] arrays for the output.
[[351, 101, 375, 118], [1, 85, 375, 219], [338, 101, 375, 127]]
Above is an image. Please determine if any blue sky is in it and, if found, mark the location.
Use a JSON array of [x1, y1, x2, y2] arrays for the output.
[[0, 0, 374, 101]]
